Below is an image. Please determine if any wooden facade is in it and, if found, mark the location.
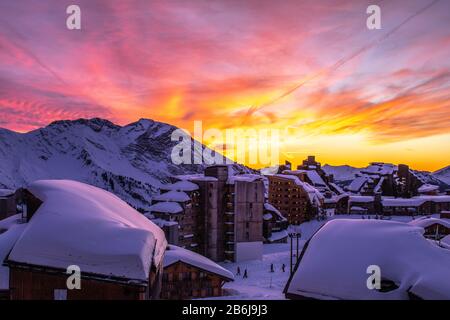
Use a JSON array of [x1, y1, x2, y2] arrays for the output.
[[7, 263, 163, 300], [161, 261, 230, 300]]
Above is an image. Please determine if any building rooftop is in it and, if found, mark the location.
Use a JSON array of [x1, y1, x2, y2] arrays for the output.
[[6, 180, 167, 284]]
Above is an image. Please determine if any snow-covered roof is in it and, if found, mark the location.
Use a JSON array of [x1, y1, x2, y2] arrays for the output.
[[305, 171, 327, 187], [264, 203, 287, 221], [0, 189, 14, 198], [227, 174, 262, 184], [6, 180, 167, 284], [349, 195, 374, 203], [408, 217, 450, 229], [150, 218, 178, 228], [347, 177, 368, 192], [285, 219, 450, 300], [418, 184, 439, 193], [0, 215, 27, 289], [153, 190, 190, 202], [148, 201, 183, 214], [382, 196, 450, 207], [160, 180, 199, 192], [163, 245, 234, 281], [176, 174, 218, 182]]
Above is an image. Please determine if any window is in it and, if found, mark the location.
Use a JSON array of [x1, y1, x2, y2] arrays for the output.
[[54, 289, 67, 300]]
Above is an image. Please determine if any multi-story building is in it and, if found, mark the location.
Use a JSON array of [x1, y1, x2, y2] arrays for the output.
[[151, 165, 264, 262], [161, 245, 233, 299], [267, 174, 324, 225]]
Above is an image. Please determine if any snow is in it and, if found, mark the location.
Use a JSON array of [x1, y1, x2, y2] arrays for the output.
[[7, 180, 167, 283], [408, 217, 450, 229], [433, 165, 450, 185], [263, 213, 273, 221], [210, 243, 295, 300], [285, 219, 450, 300], [322, 165, 360, 182], [267, 230, 288, 242], [382, 195, 450, 207], [347, 177, 367, 192], [160, 180, 199, 192], [0, 214, 27, 289], [150, 218, 178, 227], [148, 201, 183, 214], [164, 245, 233, 281], [153, 190, 190, 202], [418, 184, 439, 193], [0, 189, 14, 198], [264, 203, 287, 222], [227, 174, 262, 184], [176, 174, 218, 182], [349, 195, 374, 203]]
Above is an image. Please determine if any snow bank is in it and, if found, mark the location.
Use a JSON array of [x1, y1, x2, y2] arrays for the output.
[[286, 219, 450, 300], [7, 180, 167, 283], [164, 245, 233, 280], [382, 195, 450, 207]]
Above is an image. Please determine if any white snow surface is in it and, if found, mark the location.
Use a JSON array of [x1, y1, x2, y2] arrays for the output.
[[148, 201, 183, 214], [7, 180, 167, 283], [418, 184, 439, 193], [164, 245, 234, 280], [153, 190, 190, 202], [286, 219, 450, 300]]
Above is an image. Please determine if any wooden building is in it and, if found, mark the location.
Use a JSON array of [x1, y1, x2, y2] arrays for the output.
[[161, 245, 233, 300], [3, 180, 167, 300]]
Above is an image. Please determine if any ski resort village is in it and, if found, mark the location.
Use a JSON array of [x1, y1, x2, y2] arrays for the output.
[[0, 119, 450, 300]]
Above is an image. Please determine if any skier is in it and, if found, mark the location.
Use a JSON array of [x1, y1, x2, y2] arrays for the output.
[[236, 266, 241, 276], [282, 263, 286, 273], [270, 263, 274, 273], [243, 269, 248, 279]]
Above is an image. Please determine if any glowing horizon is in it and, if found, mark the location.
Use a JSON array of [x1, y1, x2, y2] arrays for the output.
[[0, 0, 449, 171]]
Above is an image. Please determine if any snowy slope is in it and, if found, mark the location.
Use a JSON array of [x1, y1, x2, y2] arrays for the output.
[[322, 164, 361, 182], [0, 118, 251, 211], [433, 166, 450, 185]]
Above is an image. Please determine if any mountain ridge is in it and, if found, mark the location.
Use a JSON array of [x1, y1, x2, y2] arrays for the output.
[[0, 117, 251, 212]]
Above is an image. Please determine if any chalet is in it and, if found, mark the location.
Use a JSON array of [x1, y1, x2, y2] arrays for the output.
[[382, 196, 450, 216], [284, 219, 450, 300], [0, 189, 16, 221], [408, 217, 450, 239], [2, 180, 167, 300], [263, 203, 288, 243], [418, 184, 440, 196], [348, 195, 378, 214], [161, 245, 233, 299]]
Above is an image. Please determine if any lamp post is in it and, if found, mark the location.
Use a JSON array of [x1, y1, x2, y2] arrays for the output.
[[288, 226, 301, 276]]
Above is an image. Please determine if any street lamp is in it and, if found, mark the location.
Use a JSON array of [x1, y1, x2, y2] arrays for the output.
[[288, 226, 301, 276]]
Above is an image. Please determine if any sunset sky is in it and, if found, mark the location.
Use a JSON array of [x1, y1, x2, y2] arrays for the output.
[[0, 0, 449, 171]]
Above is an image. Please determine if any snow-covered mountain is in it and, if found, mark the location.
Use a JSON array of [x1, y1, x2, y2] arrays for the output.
[[322, 164, 361, 182], [323, 164, 449, 190], [433, 166, 450, 185], [0, 118, 251, 212]]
